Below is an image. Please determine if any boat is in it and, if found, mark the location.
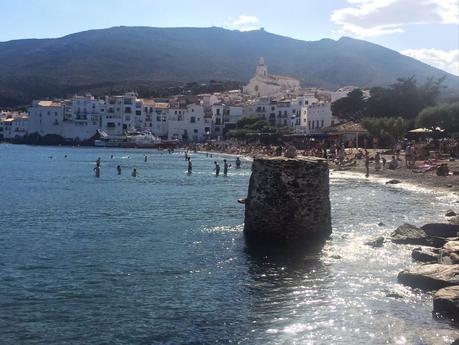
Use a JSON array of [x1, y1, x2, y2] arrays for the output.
[[94, 130, 178, 149]]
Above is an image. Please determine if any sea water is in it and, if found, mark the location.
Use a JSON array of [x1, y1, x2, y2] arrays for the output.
[[0, 144, 457, 345]]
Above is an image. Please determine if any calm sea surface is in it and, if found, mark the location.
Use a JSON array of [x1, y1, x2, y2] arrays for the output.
[[0, 144, 458, 345]]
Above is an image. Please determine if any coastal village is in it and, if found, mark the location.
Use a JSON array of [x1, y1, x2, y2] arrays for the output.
[[0, 58, 346, 143]]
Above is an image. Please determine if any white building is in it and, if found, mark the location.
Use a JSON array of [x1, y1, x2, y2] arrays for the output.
[[167, 103, 210, 142], [211, 103, 244, 138], [296, 102, 339, 134], [243, 57, 301, 97], [0, 112, 29, 140]]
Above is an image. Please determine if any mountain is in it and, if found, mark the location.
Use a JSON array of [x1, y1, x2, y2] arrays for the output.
[[0, 26, 458, 107]]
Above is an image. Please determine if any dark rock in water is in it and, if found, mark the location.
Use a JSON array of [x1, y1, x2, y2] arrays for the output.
[[412, 247, 440, 263], [365, 237, 384, 248], [451, 338, 459, 345], [433, 285, 459, 323], [385, 179, 401, 184], [422, 223, 459, 238], [398, 264, 459, 290], [244, 157, 331, 244], [449, 216, 459, 225], [237, 198, 247, 204], [391, 223, 426, 243], [330, 254, 342, 259], [391, 223, 446, 247], [446, 210, 457, 217], [378, 222, 384, 226]]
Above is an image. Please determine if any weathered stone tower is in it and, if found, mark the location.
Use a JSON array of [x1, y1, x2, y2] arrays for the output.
[[244, 156, 331, 244]]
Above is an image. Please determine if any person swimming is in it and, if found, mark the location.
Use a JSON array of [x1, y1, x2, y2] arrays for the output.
[[131, 168, 138, 177], [117, 165, 122, 175]]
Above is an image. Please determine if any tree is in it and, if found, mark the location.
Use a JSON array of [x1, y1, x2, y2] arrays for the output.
[[416, 102, 459, 133], [331, 88, 366, 121], [361, 117, 410, 146]]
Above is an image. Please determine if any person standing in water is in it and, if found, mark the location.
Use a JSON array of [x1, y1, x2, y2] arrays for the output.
[[223, 159, 229, 176], [96, 157, 101, 167], [131, 168, 138, 177], [187, 157, 192, 174], [214, 161, 220, 177], [94, 165, 100, 178], [117, 165, 122, 175], [144, 155, 148, 163], [364, 150, 370, 177], [235, 157, 241, 169]]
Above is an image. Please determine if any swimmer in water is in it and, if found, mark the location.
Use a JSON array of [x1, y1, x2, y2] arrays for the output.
[[131, 168, 138, 177], [144, 155, 148, 162], [117, 165, 121, 175], [214, 161, 220, 177], [94, 165, 100, 178], [235, 157, 241, 169]]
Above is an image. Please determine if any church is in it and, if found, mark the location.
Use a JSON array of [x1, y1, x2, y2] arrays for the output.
[[243, 57, 301, 97]]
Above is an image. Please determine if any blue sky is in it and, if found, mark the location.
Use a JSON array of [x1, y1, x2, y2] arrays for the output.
[[0, 0, 458, 75]]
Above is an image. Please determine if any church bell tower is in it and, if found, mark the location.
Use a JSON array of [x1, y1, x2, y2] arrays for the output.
[[255, 57, 268, 78]]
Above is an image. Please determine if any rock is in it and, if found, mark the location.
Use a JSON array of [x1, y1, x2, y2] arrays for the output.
[[412, 247, 440, 263], [446, 210, 457, 217], [433, 285, 459, 323], [378, 222, 385, 226], [422, 223, 459, 238], [237, 198, 246, 204], [244, 157, 331, 244], [391, 223, 446, 247], [330, 254, 342, 259], [386, 179, 401, 184], [365, 237, 384, 248], [451, 338, 459, 345], [398, 264, 459, 290], [449, 216, 459, 225]]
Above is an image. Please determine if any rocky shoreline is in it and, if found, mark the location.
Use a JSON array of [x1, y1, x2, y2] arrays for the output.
[[366, 211, 459, 334]]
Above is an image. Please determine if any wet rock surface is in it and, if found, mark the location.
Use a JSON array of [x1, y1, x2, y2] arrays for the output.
[[398, 264, 459, 291], [433, 285, 459, 323], [391, 223, 446, 247], [422, 223, 459, 238], [365, 236, 385, 248]]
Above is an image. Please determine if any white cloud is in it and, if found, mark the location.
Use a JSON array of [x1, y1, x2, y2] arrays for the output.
[[401, 48, 459, 75], [225, 15, 260, 31], [331, 0, 459, 37]]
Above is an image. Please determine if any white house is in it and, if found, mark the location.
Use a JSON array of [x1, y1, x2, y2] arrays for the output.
[[296, 102, 339, 134], [167, 103, 210, 142]]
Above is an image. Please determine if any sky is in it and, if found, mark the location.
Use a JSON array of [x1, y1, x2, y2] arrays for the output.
[[0, 0, 458, 75]]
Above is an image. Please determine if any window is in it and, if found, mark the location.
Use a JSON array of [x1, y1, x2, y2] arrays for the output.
[[157, 116, 161, 121], [107, 122, 116, 128], [124, 107, 132, 113], [135, 110, 141, 116], [190, 117, 196, 123], [321, 120, 324, 127], [193, 129, 198, 133]]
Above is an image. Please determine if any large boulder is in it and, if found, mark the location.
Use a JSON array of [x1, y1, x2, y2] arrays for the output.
[[398, 264, 459, 290], [412, 247, 440, 263], [422, 223, 459, 238], [449, 216, 459, 225], [433, 285, 459, 323], [391, 223, 446, 247]]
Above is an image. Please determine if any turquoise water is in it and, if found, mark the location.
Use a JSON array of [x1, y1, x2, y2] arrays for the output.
[[0, 144, 458, 344]]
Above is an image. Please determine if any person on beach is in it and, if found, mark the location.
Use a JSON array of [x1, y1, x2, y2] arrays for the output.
[[117, 165, 122, 175], [388, 156, 399, 170], [187, 158, 192, 174], [235, 157, 241, 169], [405, 144, 412, 167], [131, 168, 138, 177], [364, 150, 370, 177], [214, 161, 220, 177], [94, 165, 100, 178], [223, 159, 230, 176], [374, 152, 381, 171]]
